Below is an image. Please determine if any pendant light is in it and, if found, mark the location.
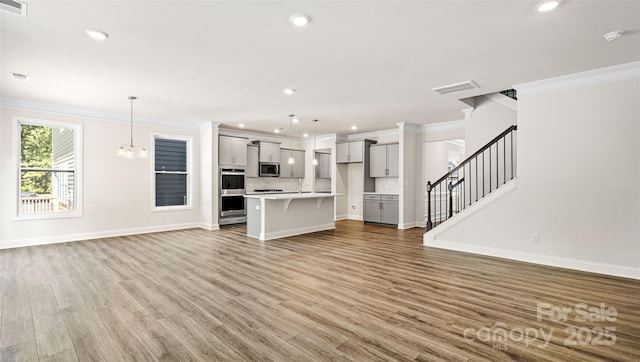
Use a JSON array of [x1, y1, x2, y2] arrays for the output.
[[312, 119, 318, 166], [117, 96, 147, 159], [288, 114, 295, 164]]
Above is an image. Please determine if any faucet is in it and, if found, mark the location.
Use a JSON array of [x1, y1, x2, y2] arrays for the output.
[[297, 178, 302, 194]]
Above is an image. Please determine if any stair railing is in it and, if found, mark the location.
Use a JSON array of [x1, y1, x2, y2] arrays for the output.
[[426, 125, 517, 231]]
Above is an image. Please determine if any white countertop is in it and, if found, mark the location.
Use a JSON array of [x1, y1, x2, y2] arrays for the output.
[[245, 193, 342, 200]]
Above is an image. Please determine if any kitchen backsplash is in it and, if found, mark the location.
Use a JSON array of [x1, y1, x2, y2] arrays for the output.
[[246, 177, 307, 192], [315, 178, 331, 192], [375, 177, 399, 194]]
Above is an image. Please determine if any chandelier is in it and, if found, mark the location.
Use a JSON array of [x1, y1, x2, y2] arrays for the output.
[[117, 96, 147, 159]]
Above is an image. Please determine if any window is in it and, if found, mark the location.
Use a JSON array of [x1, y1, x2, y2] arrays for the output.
[[154, 135, 192, 209], [17, 118, 82, 218]]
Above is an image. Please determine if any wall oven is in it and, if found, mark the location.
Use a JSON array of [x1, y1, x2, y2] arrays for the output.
[[219, 168, 246, 224], [259, 162, 280, 177], [220, 168, 245, 194]]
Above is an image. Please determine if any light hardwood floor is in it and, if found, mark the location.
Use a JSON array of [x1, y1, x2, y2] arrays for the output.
[[0, 220, 638, 361]]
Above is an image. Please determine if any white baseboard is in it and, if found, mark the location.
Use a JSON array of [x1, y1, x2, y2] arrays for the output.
[[199, 222, 220, 231], [335, 214, 349, 221], [260, 223, 335, 241], [0, 222, 202, 250], [398, 221, 423, 229], [423, 238, 640, 280]]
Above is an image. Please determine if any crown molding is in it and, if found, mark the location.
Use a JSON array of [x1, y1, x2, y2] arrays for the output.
[[515, 61, 640, 96], [0, 96, 199, 130], [483, 93, 517, 111], [421, 119, 465, 132], [396, 122, 423, 134], [347, 127, 398, 141]]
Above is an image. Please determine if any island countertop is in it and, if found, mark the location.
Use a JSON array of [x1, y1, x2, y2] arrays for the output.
[[244, 192, 342, 200]]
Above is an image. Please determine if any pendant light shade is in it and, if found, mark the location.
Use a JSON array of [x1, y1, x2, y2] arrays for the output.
[[117, 96, 147, 159]]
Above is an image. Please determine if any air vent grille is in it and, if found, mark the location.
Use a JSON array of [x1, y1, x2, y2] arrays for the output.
[[432, 80, 479, 95], [0, 0, 27, 17]]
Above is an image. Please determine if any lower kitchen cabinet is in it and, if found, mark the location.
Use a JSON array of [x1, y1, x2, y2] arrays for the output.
[[363, 194, 399, 225]]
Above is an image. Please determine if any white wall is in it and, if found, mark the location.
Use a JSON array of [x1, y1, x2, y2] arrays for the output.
[[418, 121, 466, 227], [0, 107, 201, 248], [465, 94, 517, 153], [427, 66, 640, 279]]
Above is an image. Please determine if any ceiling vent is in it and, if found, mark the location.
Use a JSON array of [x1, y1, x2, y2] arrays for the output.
[[432, 80, 479, 95], [0, 0, 27, 17]]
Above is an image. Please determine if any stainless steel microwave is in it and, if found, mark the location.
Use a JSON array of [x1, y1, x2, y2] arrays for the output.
[[259, 162, 279, 177]]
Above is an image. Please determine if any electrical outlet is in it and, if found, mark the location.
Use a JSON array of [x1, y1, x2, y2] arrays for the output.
[[530, 234, 539, 244], [351, 205, 356, 210]]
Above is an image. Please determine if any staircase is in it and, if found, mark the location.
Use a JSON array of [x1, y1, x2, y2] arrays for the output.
[[426, 125, 517, 231]]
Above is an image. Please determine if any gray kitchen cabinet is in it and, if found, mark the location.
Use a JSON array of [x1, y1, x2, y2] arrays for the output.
[[363, 194, 399, 225], [386, 144, 399, 177], [256, 141, 280, 163], [219, 135, 247, 166], [380, 195, 399, 224], [292, 150, 305, 178], [279, 149, 305, 178], [370, 143, 399, 177], [336, 141, 364, 163], [316, 152, 331, 179], [246, 145, 259, 177], [363, 195, 382, 223]]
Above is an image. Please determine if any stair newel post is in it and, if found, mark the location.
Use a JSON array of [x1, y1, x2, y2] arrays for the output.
[[426, 182, 433, 231], [448, 181, 454, 218]]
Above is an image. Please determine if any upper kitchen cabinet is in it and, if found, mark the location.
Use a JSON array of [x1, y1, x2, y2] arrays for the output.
[[254, 141, 280, 163], [219, 135, 247, 166], [316, 152, 331, 179], [279, 149, 305, 178], [246, 145, 259, 177], [336, 140, 368, 163], [370, 143, 399, 177]]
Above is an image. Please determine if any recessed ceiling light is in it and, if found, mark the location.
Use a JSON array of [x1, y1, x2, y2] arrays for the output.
[[238, 123, 245, 128], [283, 88, 296, 95], [303, 133, 309, 138], [603, 30, 624, 42], [535, 1, 559, 12], [85, 29, 109, 41], [290, 14, 311, 27], [351, 125, 358, 131], [274, 128, 284, 134], [11, 72, 29, 81]]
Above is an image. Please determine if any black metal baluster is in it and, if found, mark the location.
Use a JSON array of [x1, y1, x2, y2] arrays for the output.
[[511, 130, 514, 180], [475, 157, 478, 202], [448, 181, 453, 218], [482, 150, 485, 197], [489, 145, 492, 193], [426, 181, 432, 230], [503, 137, 506, 185]]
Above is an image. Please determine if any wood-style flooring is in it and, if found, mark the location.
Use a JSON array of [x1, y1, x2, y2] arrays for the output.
[[0, 220, 638, 361]]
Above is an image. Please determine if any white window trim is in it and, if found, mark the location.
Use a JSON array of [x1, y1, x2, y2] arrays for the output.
[[13, 116, 83, 220], [151, 132, 194, 212]]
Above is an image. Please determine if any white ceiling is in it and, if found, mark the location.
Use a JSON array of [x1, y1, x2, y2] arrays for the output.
[[1, 1, 639, 137]]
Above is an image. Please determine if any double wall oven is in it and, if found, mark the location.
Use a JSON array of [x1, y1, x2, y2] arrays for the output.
[[219, 168, 246, 225]]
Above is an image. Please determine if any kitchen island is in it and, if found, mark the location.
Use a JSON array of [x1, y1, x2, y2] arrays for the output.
[[244, 193, 339, 241]]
